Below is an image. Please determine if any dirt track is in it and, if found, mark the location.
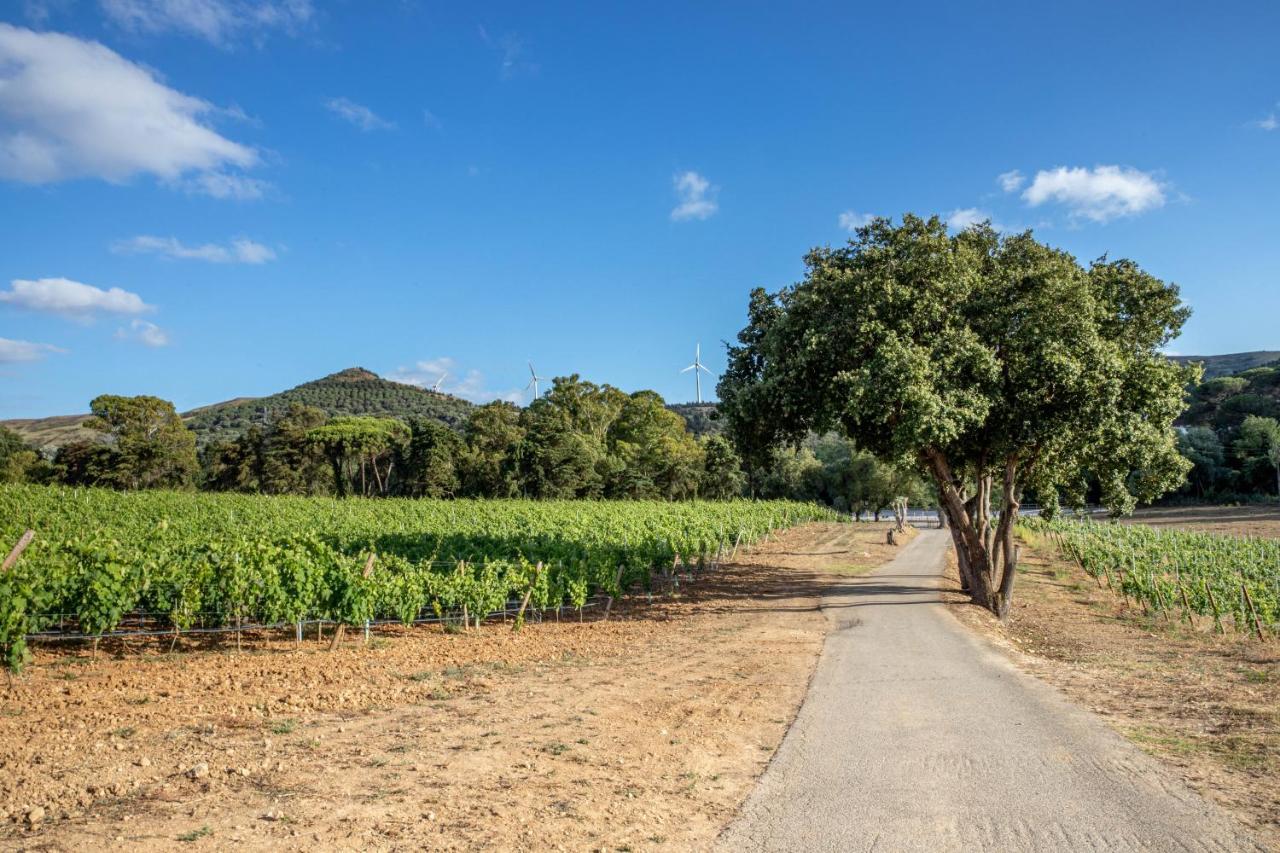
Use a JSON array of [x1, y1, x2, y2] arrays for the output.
[[0, 523, 903, 851]]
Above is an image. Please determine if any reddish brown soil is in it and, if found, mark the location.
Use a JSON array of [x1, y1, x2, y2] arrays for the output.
[[944, 531, 1280, 849], [0, 522, 907, 851]]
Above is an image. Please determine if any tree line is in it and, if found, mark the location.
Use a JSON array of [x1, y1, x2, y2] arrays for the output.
[[0, 374, 926, 513], [1175, 362, 1280, 500]]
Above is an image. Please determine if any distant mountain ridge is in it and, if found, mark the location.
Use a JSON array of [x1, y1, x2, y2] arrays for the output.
[[3, 368, 475, 452], [1171, 351, 1280, 380]]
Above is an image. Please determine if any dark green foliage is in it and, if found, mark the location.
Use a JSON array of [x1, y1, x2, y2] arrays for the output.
[[397, 418, 464, 498], [1173, 361, 1280, 500]]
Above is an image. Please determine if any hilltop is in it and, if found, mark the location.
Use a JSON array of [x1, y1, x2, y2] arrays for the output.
[[3, 368, 475, 451]]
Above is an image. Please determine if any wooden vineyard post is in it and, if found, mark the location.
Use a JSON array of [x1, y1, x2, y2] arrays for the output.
[[513, 562, 543, 632], [1203, 579, 1223, 635], [1240, 579, 1265, 641], [1177, 578, 1194, 626], [2, 530, 34, 573], [363, 554, 375, 645], [603, 564, 625, 621]]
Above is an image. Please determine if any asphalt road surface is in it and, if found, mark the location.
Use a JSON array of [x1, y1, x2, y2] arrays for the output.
[[719, 529, 1265, 852]]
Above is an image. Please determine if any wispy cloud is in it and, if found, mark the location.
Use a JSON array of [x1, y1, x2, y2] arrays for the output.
[[478, 25, 537, 78], [838, 210, 875, 232], [112, 235, 276, 264], [0, 336, 66, 363], [1253, 113, 1278, 131], [670, 171, 718, 221], [1021, 165, 1166, 223], [0, 24, 264, 196], [325, 97, 395, 132], [0, 277, 154, 320], [945, 207, 1011, 232], [997, 169, 1025, 193], [115, 318, 170, 347], [99, 0, 315, 48], [386, 357, 523, 404]]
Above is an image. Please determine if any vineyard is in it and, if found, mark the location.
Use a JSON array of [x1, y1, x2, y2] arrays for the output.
[[1021, 517, 1280, 637], [0, 484, 838, 673]]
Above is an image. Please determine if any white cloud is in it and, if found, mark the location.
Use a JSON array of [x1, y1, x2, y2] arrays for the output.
[[100, 0, 314, 48], [1021, 165, 1166, 223], [945, 208, 1002, 231], [838, 210, 874, 232], [670, 171, 718, 221], [0, 24, 263, 193], [386, 358, 523, 404], [1254, 113, 1278, 131], [0, 337, 66, 363], [997, 169, 1025, 193], [0, 277, 154, 320], [112, 235, 276, 263], [115, 318, 170, 347], [325, 97, 395, 132], [423, 109, 442, 131]]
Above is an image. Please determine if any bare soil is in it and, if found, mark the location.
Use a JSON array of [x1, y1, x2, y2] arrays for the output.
[[944, 527, 1280, 849], [0, 522, 909, 852], [1126, 504, 1280, 539]]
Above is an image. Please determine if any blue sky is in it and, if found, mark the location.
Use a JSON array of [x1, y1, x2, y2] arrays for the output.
[[2, 1, 1278, 418]]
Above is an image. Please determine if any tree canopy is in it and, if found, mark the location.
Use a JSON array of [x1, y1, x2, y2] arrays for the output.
[[719, 214, 1194, 616]]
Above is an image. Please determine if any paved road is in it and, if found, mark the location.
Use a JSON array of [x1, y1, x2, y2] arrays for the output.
[[719, 529, 1265, 852]]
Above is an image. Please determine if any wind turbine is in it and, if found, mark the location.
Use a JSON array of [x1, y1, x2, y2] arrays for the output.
[[432, 372, 447, 392], [525, 361, 546, 400], [681, 343, 713, 404]]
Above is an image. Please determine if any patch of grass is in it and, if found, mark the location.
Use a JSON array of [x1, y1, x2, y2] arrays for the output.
[[403, 670, 433, 683], [124, 695, 150, 706], [270, 719, 296, 735], [543, 742, 570, 756], [113, 726, 135, 739], [177, 825, 212, 842], [1243, 669, 1270, 684], [428, 687, 451, 701]]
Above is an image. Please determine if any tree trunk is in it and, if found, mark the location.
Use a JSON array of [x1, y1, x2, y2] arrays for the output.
[[992, 458, 1020, 620], [923, 449, 995, 610]]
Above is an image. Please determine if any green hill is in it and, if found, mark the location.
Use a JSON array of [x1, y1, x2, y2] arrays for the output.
[[667, 403, 723, 437], [3, 368, 475, 451], [1171, 351, 1280, 380], [1179, 359, 1280, 431], [185, 368, 474, 445]]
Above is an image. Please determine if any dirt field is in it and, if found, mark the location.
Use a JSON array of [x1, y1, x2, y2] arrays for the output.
[[0, 522, 908, 851], [946, 525, 1280, 849], [1127, 504, 1280, 539]]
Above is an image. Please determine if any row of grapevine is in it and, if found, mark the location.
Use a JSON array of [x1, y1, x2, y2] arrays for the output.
[[1020, 517, 1279, 637], [0, 484, 840, 671]]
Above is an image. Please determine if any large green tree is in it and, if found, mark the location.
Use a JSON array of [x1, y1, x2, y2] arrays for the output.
[[719, 215, 1193, 617], [1235, 415, 1280, 496], [396, 417, 464, 498], [459, 401, 525, 497], [307, 416, 408, 497], [82, 395, 199, 490]]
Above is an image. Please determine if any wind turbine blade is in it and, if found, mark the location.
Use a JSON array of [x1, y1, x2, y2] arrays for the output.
[[681, 364, 695, 373], [698, 364, 713, 374]]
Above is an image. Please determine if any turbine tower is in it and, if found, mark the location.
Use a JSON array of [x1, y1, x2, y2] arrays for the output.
[[525, 361, 546, 400], [432, 372, 447, 392], [681, 343, 713, 404]]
